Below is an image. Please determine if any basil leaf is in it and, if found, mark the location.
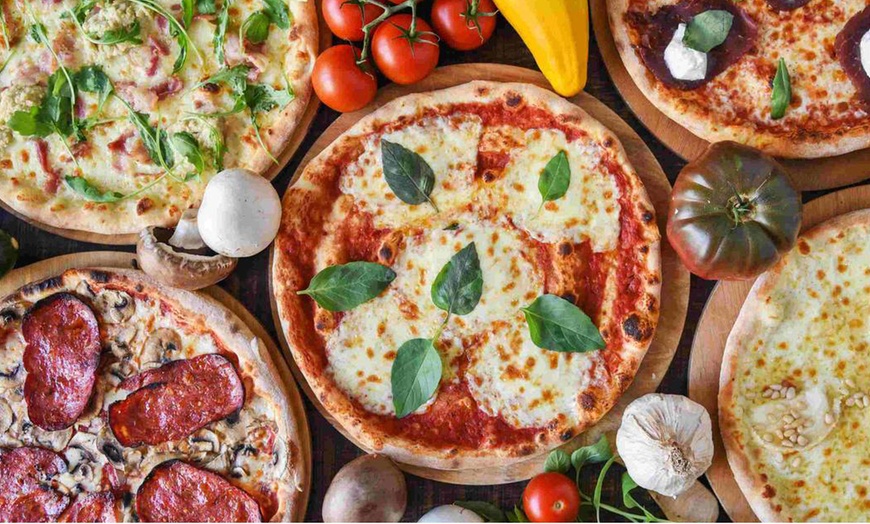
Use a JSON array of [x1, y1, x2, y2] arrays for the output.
[[75, 65, 113, 111], [263, 0, 290, 29], [771, 58, 791, 120], [171, 131, 204, 175], [430, 242, 482, 316], [8, 106, 52, 137], [214, 0, 231, 65], [544, 449, 571, 474], [538, 150, 570, 207], [683, 10, 733, 53], [381, 139, 437, 209], [454, 501, 506, 522], [65, 176, 124, 202], [197, 0, 216, 14], [391, 338, 441, 418], [506, 507, 529, 523], [522, 294, 605, 353], [298, 261, 395, 311], [181, 0, 194, 26], [242, 11, 271, 44], [570, 434, 612, 471], [621, 472, 641, 509]]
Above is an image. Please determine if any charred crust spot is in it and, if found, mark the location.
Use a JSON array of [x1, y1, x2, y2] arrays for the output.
[[641, 211, 654, 223], [580, 392, 596, 411], [763, 484, 776, 499], [137, 197, 154, 216], [229, 322, 241, 334], [518, 445, 536, 456], [639, 245, 649, 254], [88, 270, 110, 284], [623, 314, 653, 342], [378, 245, 393, 262], [560, 430, 574, 441], [603, 137, 614, 148], [476, 86, 490, 96], [135, 284, 144, 292], [23, 276, 63, 295], [798, 239, 811, 255], [445, 448, 458, 457], [560, 293, 576, 304], [504, 93, 524, 108], [557, 242, 573, 256], [482, 171, 496, 183], [201, 82, 220, 93]]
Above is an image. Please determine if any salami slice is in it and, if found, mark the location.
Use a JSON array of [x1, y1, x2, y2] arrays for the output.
[[60, 492, 117, 523], [836, 6, 870, 104], [22, 293, 101, 430], [0, 447, 70, 522], [135, 461, 261, 522], [108, 354, 245, 447], [765, 0, 811, 10]]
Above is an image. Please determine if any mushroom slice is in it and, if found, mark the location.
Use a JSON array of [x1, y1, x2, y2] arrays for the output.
[[106, 325, 138, 360], [140, 328, 182, 366], [96, 290, 135, 323], [137, 209, 237, 291], [749, 382, 841, 452], [0, 398, 13, 434], [179, 429, 223, 464]]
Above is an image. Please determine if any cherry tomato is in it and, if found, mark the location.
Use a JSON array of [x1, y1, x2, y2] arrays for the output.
[[312, 45, 378, 113], [431, 0, 496, 51], [322, 0, 383, 41], [372, 14, 440, 85], [522, 472, 581, 523]]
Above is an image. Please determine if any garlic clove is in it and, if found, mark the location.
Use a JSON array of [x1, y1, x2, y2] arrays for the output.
[[650, 480, 719, 522]]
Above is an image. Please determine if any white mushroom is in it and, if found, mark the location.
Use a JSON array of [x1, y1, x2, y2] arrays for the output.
[[419, 505, 484, 523], [197, 168, 282, 258], [95, 290, 135, 323]]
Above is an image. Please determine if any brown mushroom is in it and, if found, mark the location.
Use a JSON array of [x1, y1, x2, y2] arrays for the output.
[[137, 209, 237, 291]]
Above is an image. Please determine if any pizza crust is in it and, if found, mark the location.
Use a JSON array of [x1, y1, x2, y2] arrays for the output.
[[272, 81, 661, 470]]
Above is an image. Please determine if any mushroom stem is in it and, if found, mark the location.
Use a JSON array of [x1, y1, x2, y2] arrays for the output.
[[169, 209, 206, 250]]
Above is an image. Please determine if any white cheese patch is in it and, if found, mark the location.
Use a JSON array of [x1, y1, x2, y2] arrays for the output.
[[861, 30, 870, 78], [494, 129, 621, 252], [340, 115, 483, 228], [664, 24, 707, 81]]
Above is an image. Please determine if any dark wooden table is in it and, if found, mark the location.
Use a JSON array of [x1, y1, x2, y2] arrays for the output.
[[3, 10, 857, 522]]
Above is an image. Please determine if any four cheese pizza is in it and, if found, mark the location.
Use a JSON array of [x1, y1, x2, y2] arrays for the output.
[[720, 209, 870, 521], [272, 82, 662, 469], [0, 0, 316, 235], [0, 268, 305, 522], [608, 0, 870, 159]]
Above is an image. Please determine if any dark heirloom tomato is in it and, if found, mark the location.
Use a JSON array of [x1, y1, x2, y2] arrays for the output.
[[667, 141, 802, 281]]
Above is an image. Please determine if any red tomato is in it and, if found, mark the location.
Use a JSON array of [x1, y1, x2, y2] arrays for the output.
[[522, 472, 581, 523], [371, 14, 440, 85], [322, 0, 383, 41], [312, 45, 378, 113], [431, 0, 496, 51]]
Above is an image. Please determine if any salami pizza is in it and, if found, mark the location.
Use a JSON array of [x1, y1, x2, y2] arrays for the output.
[[720, 209, 870, 521], [0, 0, 316, 235], [0, 267, 305, 522], [271, 82, 662, 469], [608, 0, 870, 159]]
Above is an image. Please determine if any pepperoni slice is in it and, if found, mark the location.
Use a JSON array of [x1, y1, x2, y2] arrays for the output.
[[626, 0, 758, 89], [765, 0, 811, 10], [135, 461, 261, 522], [60, 492, 117, 523], [0, 447, 70, 522], [108, 354, 244, 447], [836, 6, 870, 104], [22, 293, 101, 431]]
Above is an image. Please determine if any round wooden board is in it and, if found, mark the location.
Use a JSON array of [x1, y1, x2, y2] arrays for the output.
[[590, 1, 870, 192], [268, 63, 691, 485], [687, 184, 870, 522], [0, 251, 312, 522], [0, 4, 332, 246]]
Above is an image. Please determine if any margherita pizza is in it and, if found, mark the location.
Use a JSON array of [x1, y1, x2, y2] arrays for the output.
[[608, 0, 870, 159], [0, 267, 305, 522], [271, 82, 662, 469], [0, 0, 316, 235], [720, 209, 870, 521]]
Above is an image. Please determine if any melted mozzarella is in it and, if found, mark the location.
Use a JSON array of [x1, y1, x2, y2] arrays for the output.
[[664, 24, 707, 81]]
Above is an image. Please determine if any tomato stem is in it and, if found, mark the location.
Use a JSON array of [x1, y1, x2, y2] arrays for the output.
[[726, 193, 755, 227], [356, 0, 422, 65]]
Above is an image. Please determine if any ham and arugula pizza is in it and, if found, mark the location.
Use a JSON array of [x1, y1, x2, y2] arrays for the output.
[[608, 0, 870, 159], [0, 0, 316, 235], [720, 209, 870, 521], [0, 268, 305, 522], [271, 82, 662, 468]]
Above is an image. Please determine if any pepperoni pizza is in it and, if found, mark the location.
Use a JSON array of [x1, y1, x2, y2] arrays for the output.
[[0, 268, 304, 522], [608, 0, 870, 159], [271, 82, 662, 469]]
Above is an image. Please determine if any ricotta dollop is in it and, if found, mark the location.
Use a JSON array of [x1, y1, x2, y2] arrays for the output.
[[664, 23, 708, 81]]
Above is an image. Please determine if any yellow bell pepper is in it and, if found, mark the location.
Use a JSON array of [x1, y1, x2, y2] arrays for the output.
[[493, 0, 589, 97]]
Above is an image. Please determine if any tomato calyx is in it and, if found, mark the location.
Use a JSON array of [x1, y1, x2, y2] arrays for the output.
[[725, 193, 756, 226], [353, 0, 427, 65], [460, 0, 498, 42]]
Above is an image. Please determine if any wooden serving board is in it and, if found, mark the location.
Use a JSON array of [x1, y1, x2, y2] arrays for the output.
[[0, 4, 331, 246], [268, 63, 691, 485], [590, 1, 870, 192], [687, 184, 870, 522], [0, 252, 312, 522]]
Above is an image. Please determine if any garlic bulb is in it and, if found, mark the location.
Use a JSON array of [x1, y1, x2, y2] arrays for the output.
[[616, 393, 713, 497]]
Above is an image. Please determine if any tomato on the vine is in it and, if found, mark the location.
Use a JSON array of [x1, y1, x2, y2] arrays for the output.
[[322, 0, 383, 41], [312, 45, 378, 113], [431, 0, 496, 51], [522, 472, 581, 523], [372, 14, 440, 85]]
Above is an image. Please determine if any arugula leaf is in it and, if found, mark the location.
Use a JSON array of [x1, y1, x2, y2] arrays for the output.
[[129, 0, 200, 72], [522, 294, 605, 353], [171, 131, 204, 176], [297, 261, 396, 311], [683, 10, 733, 53], [96, 20, 143, 45], [67, 0, 97, 23], [182, 0, 194, 26], [391, 338, 442, 418], [75, 65, 113, 112], [198, 64, 251, 95], [7, 106, 52, 137], [197, 0, 216, 14], [242, 10, 271, 44], [431, 242, 483, 316], [544, 449, 571, 474], [454, 501, 506, 522], [593, 456, 617, 522], [381, 139, 438, 210], [571, 434, 613, 472], [29, 23, 47, 44], [126, 109, 174, 168], [244, 82, 293, 113], [214, 0, 232, 66], [182, 116, 227, 170], [537, 150, 570, 211], [771, 58, 791, 120], [65, 176, 124, 202], [263, 0, 290, 28]]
